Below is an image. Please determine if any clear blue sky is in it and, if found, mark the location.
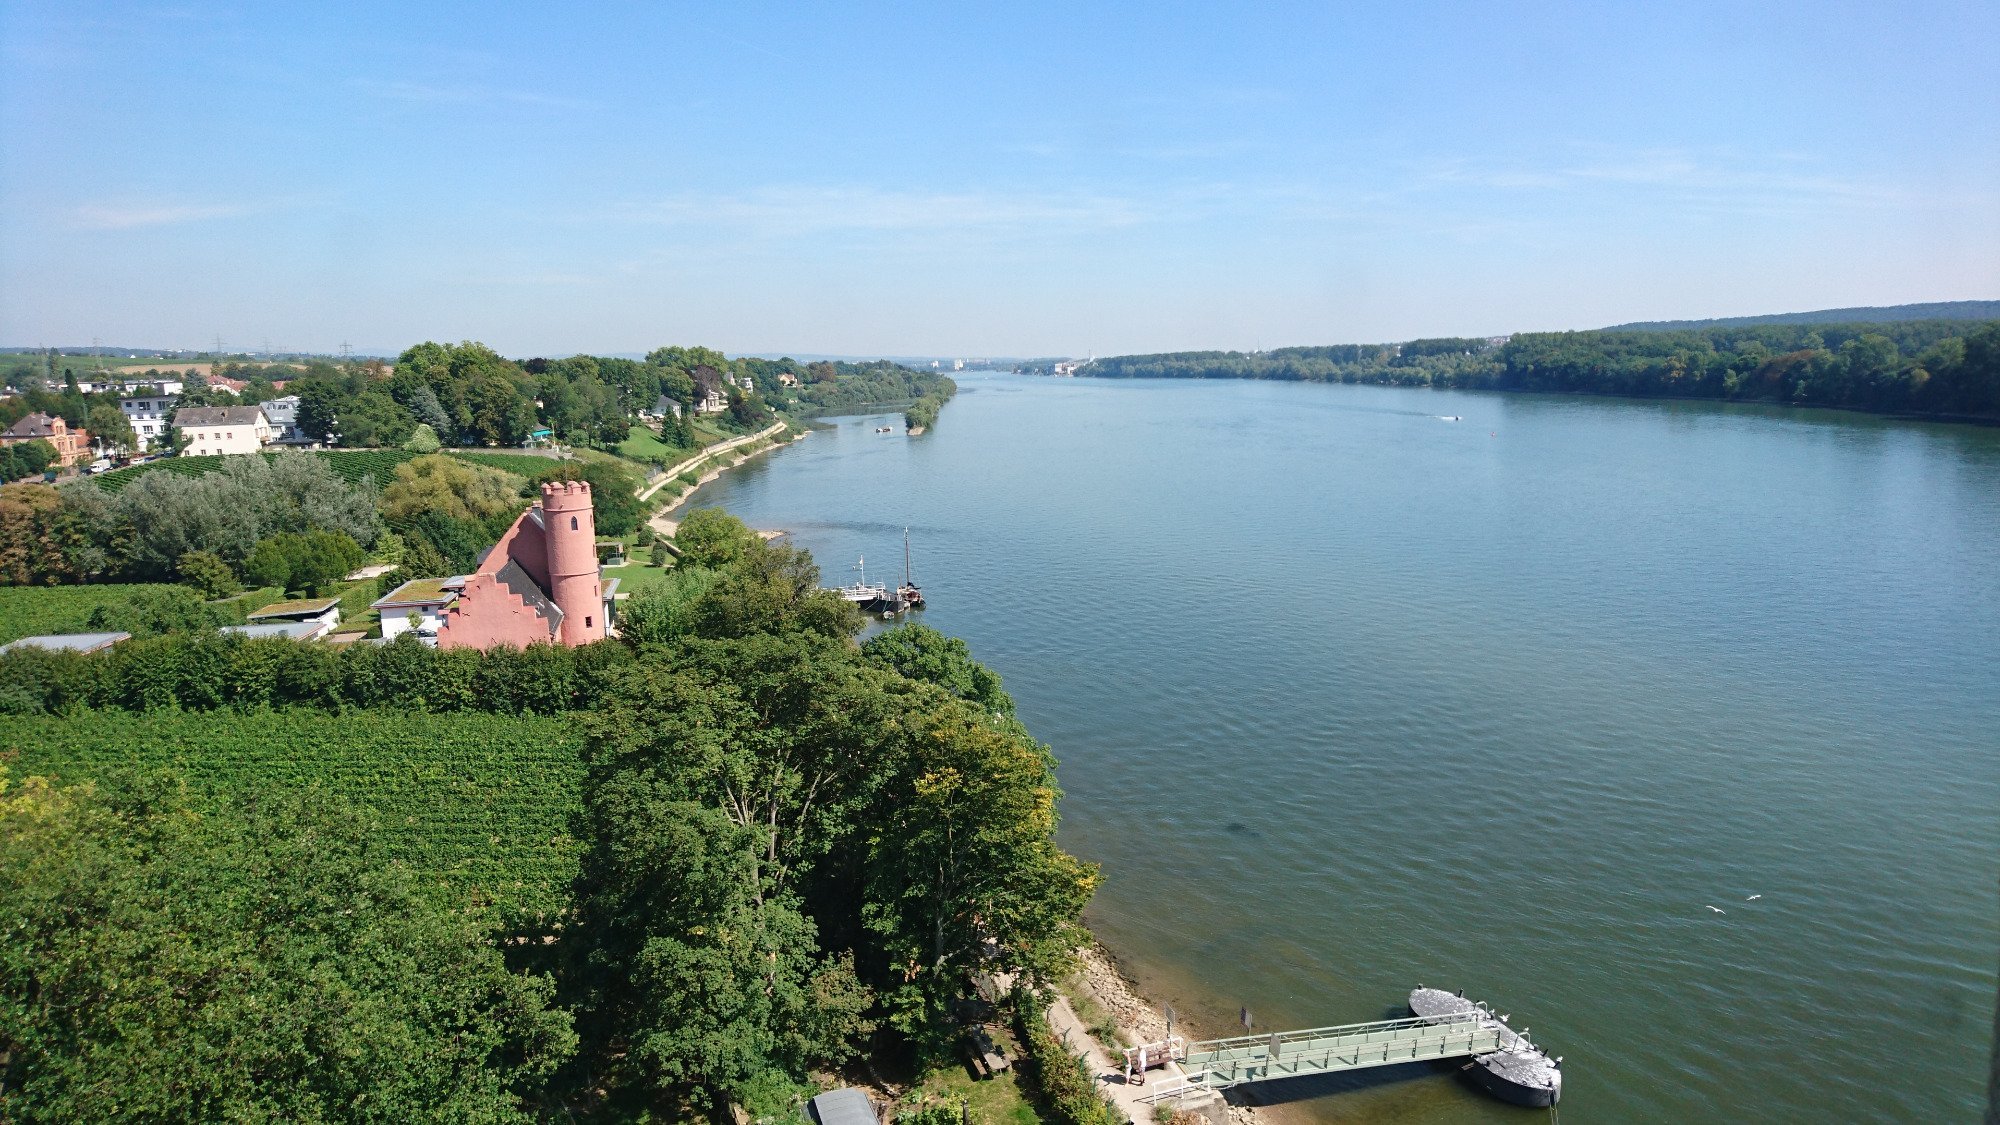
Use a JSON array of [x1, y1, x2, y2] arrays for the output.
[[3, 1, 1995, 357]]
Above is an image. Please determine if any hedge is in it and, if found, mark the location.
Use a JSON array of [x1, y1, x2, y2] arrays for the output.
[[0, 631, 634, 717]]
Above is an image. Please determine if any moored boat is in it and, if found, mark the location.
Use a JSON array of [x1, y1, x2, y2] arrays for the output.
[[1409, 986, 1562, 1107]]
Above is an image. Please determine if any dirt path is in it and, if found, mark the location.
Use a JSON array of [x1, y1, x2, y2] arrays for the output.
[[646, 424, 802, 540], [635, 420, 788, 502]]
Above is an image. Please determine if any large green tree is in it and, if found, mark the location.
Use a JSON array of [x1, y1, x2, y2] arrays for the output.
[[0, 772, 575, 1122]]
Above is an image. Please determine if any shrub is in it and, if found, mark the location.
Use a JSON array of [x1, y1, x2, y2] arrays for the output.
[[175, 550, 240, 598], [405, 421, 442, 453], [245, 530, 365, 596], [1011, 989, 1120, 1125], [83, 585, 227, 638]]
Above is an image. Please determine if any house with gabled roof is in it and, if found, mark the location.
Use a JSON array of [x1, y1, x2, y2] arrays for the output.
[[1, 413, 92, 468], [172, 405, 272, 456]]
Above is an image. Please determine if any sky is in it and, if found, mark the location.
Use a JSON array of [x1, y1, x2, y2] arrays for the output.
[[2, 1, 1997, 358]]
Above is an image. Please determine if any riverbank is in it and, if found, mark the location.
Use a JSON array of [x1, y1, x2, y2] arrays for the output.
[[646, 423, 804, 538], [1059, 941, 1273, 1125]]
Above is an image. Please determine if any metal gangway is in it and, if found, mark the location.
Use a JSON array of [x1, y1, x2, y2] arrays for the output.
[[1135, 1007, 1515, 1102]]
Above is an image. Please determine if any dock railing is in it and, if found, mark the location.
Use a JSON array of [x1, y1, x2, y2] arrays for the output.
[[1178, 1010, 1514, 1090]]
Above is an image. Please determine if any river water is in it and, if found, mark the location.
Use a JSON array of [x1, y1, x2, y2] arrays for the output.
[[695, 373, 1999, 1123]]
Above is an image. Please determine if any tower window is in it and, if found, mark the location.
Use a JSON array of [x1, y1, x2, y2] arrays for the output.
[[585, 616, 592, 628], [570, 516, 578, 530]]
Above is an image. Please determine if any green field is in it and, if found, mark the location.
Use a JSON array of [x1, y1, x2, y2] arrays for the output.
[[3, 708, 586, 916], [444, 450, 564, 476], [0, 584, 184, 644], [616, 424, 699, 465]]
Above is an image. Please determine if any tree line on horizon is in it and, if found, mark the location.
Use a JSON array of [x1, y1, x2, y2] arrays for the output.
[[1081, 318, 2000, 419], [4, 344, 957, 467]]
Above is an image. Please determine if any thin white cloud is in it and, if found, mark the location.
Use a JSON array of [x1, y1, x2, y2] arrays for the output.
[[601, 186, 1161, 236], [71, 201, 257, 230], [1419, 147, 1987, 214], [354, 79, 596, 110]]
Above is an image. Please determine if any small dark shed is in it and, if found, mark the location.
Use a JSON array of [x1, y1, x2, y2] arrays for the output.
[[806, 1086, 876, 1125]]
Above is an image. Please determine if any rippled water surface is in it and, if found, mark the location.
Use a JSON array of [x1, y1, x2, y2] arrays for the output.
[[695, 373, 1999, 1123]]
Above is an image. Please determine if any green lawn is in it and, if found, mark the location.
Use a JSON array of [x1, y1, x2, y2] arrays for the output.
[[616, 424, 697, 465], [606, 561, 676, 594]]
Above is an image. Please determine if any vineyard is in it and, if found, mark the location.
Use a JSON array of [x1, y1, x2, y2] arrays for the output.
[[445, 450, 568, 476], [3, 709, 586, 916], [0, 583, 183, 644]]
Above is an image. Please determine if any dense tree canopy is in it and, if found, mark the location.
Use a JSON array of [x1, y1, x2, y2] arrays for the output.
[[0, 772, 575, 1123]]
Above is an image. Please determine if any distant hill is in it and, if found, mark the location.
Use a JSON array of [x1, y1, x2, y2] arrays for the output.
[[1606, 301, 2000, 332]]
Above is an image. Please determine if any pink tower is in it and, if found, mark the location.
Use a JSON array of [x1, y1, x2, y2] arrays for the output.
[[540, 480, 604, 645]]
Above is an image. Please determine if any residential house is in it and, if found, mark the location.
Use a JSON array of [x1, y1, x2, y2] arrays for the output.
[[643, 393, 683, 420], [1, 413, 92, 468], [371, 576, 466, 642], [690, 365, 729, 414], [259, 394, 304, 442], [777, 371, 801, 388], [172, 405, 273, 455], [435, 481, 618, 650], [119, 394, 176, 450]]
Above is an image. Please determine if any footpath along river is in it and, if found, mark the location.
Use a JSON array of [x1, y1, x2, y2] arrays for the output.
[[694, 371, 2000, 1123]]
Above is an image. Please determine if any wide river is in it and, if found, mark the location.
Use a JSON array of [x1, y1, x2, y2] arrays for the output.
[[694, 373, 1999, 1123]]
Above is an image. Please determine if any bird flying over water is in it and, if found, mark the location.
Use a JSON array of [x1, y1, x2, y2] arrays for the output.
[[1705, 905, 1726, 914], [1745, 894, 1762, 901]]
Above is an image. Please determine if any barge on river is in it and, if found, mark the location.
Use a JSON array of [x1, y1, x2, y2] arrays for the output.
[[830, 530, 924, 616], [1409, 986, 1562, 1107]]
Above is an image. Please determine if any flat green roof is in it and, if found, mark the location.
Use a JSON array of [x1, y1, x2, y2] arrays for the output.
[[372, 577, 459, 607], [246, 597, 342, 619]]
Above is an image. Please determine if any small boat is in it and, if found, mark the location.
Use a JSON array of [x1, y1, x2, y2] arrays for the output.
[[896, 526, 924, 610], [1409, 987, 1561, 1107], [834, 556, 890, 606], [875, 426, 894, 433], [828, 533, 927, 614]]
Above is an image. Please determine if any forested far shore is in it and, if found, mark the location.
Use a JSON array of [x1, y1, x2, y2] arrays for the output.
[[1079, 318, 2000, 419]]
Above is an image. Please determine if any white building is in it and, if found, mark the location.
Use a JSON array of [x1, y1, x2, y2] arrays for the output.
[[171, 405, 273, 456], [259, 394, 304, 442], [119, 394, 177, 450], [371, 577, 465, 642]]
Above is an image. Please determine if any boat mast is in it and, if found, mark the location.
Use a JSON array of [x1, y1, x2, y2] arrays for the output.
[[903, 527, 911, 588]]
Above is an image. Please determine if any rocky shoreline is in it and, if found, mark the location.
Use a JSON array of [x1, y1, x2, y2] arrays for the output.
[[1064, 940, 1270, 1125]]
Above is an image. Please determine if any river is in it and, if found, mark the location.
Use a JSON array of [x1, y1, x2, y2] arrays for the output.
[[694, 372, 1999, 1123]]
